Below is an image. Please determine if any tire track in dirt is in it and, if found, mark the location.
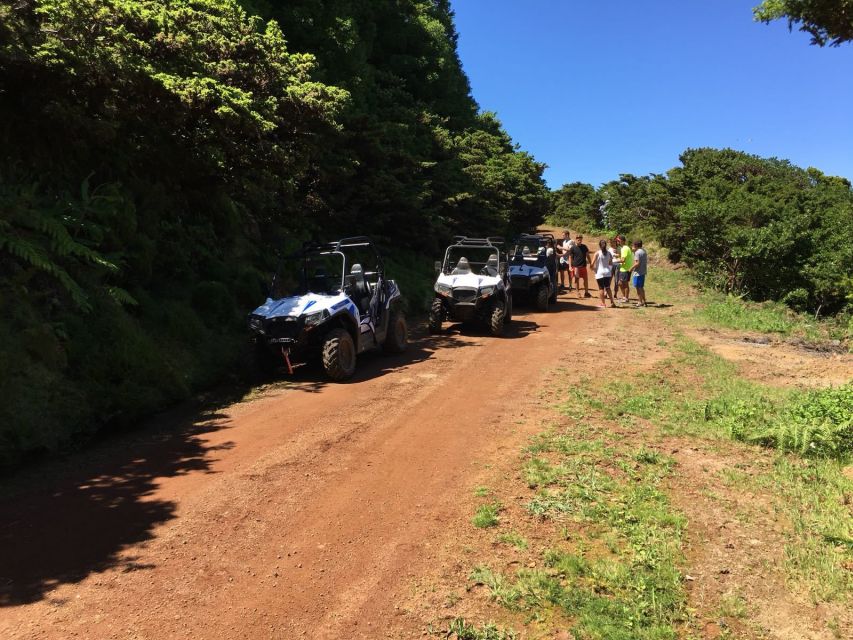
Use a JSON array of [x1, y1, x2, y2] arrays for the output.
[[0, 295, 615, 639]]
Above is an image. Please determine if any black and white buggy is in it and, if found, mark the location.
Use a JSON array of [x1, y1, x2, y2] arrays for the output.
[[509, 233, 558, 312], [248, 237, 407, 381], [429, 236, 513, 336]]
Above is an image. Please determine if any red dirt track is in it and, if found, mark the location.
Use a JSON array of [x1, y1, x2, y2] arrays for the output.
[[1, 296, 608, 639]]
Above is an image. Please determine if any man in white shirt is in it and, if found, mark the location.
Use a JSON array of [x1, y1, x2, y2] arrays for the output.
[[557, 230, 574, 291]]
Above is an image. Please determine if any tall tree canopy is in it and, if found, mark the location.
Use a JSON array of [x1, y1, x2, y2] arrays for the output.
[[0, 0, 547, 466], [754, 0, 853, 46]]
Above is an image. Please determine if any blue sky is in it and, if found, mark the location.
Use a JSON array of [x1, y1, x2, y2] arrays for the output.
[[450, 0, 853, 189]]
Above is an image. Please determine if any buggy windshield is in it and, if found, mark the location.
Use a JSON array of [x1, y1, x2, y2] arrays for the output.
[[270, 252, 345, 299], [443, 246, 501, 277]]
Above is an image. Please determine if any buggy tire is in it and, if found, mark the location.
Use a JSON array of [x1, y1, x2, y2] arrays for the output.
[[428, 298, 444, 334], [489, 300, 506, 337], [535, 284, 549, 312], [383, 309, 408, 353], [321, 328, 357, 381], [549, 287, 558, 304]]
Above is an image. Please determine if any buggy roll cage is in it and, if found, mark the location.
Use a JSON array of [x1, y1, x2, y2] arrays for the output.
[[452, 236, 505, 248], [439, 236, 510, 275], [270, 236, 384, 297]]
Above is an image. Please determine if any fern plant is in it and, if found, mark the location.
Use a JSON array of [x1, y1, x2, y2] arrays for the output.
[[0, 176, 129, 312]]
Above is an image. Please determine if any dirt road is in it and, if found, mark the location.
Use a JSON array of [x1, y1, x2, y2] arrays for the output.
[[0, 293, 610, 639]]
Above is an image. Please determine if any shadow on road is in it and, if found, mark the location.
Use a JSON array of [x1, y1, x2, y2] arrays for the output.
[[273, 325, 473, 392], [0, 404, 236, 607], [0, 307, 558, 605]]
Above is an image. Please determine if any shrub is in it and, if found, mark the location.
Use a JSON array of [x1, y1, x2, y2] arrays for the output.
[[724, 384, 853, 460]]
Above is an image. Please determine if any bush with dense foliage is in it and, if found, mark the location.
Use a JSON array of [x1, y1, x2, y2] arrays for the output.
[[548, 148, 853, 316], [0, 0, 548, 467], [718, 383, 853, 460]]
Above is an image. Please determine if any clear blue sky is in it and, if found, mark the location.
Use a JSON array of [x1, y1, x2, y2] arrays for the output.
[[450, 0, 853, 189]]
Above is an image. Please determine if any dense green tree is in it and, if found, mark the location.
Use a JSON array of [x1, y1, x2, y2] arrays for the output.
[[565, 148, 853, 314], [549, 182, 602, 230], [598, 174, 675, 235], [240, 0, 546, 246], [0, 0, 548, 467], [754, 0, 853, 46]]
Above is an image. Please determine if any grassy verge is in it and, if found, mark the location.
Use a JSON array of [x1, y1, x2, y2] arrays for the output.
[[462, 424, 688, 639], [444, 284, 850, 636], [646, 246, 851, 344], [565, 335, 853, 603]]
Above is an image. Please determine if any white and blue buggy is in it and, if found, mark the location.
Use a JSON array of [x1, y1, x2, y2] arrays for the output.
[[509, 233, 557, 312], [248, 237, 407, 381]]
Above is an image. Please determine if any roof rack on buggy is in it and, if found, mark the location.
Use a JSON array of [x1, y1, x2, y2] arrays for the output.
[[452, 236, 505, 247]]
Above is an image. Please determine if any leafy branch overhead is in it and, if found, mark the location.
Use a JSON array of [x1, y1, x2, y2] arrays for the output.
[[754, 0, 853, 46]]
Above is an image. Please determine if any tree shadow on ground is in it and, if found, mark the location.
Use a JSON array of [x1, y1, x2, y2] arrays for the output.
[[266, 323, 478, 392], [0, 402, 237, 607]]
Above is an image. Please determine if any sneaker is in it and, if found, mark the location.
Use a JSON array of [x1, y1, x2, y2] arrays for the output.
[[584, 292, 592, 298], [599, 302, 606, 308]]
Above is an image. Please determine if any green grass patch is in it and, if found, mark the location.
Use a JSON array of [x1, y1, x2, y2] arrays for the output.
[[760, 456, 853, 601], [497, 531, 528, 550], [700, 295, 801, 334], [472, 430, 688, 639], [642, 245, 850, 344], [473, 502, 502, 529], [443, 618, 518, 640], [571, 336, 853, 602]]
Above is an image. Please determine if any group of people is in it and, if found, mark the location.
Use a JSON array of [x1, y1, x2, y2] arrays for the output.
[[545, 230, 648, 308]]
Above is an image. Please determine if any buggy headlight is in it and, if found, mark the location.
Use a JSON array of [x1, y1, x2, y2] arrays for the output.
[[435, 283, 452, 296], [248, 316, 262, 331], [303, 309, 328, 327], [479, 286, 495, 298]]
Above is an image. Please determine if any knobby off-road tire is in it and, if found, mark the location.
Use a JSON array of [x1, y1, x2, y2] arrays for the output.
[[428, 298, 444, 334], [383, 309, 408, 353], [489, 300, 506, 336], [535, 284, 549, 312], [321, 328, 357, 381]]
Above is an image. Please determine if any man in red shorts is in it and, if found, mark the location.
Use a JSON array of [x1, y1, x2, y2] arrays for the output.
[[569, 234, 592, 299]]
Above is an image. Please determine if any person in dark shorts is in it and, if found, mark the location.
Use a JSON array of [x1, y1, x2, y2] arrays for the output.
[[569, 234, 592, 299], [615, 235, 633, 303], [592, 239, 616, 308], [631, 239, 648, 307], [557, 230, 573, 291]]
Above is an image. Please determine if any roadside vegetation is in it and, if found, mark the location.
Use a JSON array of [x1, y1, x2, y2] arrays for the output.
[[435, 248, 851, 638], [549, 147, 853, 321], [0, 0, 548, 468]]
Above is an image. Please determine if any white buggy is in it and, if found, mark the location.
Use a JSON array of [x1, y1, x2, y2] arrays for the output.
[[428, 237, 512, 336]]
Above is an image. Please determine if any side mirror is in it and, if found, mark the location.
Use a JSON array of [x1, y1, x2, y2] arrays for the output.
[[434, 260, 442, 275]]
